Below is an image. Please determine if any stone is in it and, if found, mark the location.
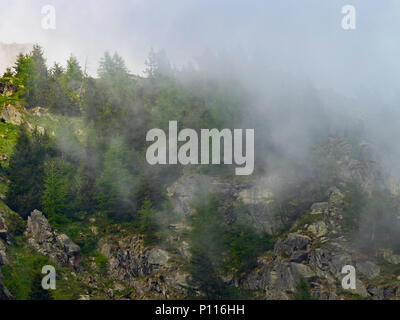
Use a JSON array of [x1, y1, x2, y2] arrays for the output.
[[274, 233, 311, 257], [356, 261, 380, 280], [380, 248, 400, 265], [290, 250, 309, 263], [0, 105, 23, 125], [307, 221, 328, 238], [26, 210, 81, 269], [146, 249, 170, 266], [310, 202, 328, 214]]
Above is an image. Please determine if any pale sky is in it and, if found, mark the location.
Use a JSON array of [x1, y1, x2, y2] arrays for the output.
[[0, 0, 399, 99]]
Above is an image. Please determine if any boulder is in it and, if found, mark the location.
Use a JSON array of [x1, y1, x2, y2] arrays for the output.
[[274, 233, 311, 257], [26, 210, 81, 269], [356, 261, 380, 280], [0, 105, 23, 125], [146, 249, 170, 266], [307, 221, 328, 238]]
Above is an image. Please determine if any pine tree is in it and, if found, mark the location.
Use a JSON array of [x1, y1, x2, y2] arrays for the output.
[[6, 126, 48, 218], [28, 271, 53, 300], [188, 183, 230, 299], [139, 199, 158, 245], [65, 55, 83, 90], [41, 159, 68, 225], [26, 44, 49, 108]]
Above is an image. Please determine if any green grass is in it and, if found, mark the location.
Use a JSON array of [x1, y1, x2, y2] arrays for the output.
[[0, 121, 19, 167]]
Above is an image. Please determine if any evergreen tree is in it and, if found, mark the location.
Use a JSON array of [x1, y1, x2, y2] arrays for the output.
[[28, 271, 53, 300], [47, 62, 69, 114], [6, 126, 49, 218], [95, 137, 135, 219], [65, 55, 83, 91], [138, 199, 158, 246], [188, 183, 230, 299], [27, 44, 49, 107], [293, 278, 314, 300], [41, 159, 68, 225]]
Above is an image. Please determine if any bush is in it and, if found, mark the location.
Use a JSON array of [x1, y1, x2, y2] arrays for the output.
[[293, 278, 314, 300], [138, 199, 159, 246], [342, 181, 367, 234], [5, 211, 25, 239]]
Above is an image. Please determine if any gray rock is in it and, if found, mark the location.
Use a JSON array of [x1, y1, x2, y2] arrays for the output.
[[146, 249, 169, 266], [274, 233, 311, 257], [0, 104, 23, 125], [290, 251, 309, 263], [356, 261, 380, 280], [307, 221, 328, 238], [26, 210, 81, 269], [310, 202, 329, 212], [379, 248, 400, 265]]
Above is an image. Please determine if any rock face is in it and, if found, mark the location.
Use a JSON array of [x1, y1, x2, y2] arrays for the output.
[[0, 104, 23, 125], [100, 236, 189, 298], [26, 210, 81, 269], [0, 209, 12, 300], [167, 174, 247, 218], [167, 174, 283, 234], [239, 186, 396, 300]]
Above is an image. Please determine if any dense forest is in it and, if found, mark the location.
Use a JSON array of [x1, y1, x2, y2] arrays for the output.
[[1, 44, 400, 300]]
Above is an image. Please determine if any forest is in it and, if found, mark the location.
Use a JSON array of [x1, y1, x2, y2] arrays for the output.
[[1, 44, 400, 300]]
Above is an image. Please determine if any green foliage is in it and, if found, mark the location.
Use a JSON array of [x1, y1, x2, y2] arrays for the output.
[[95, 137, 135, 219], [94, 252, 109, 275], [293, 278, 314, 300], [20, 44, 49, 108], [187, 182, 231, 299], [342, 181, 367, 234], [138, 199, 158, 246], [5, 210, 25, 239], [358, 188, 400, 252], [6, 126, 51, 218], [1, 250, 52, 300], [271, 149, 340, 230], [0, 121, 19, 167], [41, 158, 69, 225], [28, 270, 54, 300], [225, 200, 273, 274]]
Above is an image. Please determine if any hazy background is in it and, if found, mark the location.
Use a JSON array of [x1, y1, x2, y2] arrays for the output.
[[0, 0, 399, 99], [1, 0, 400, 175]]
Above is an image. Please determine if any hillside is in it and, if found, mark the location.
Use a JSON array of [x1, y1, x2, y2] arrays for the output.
[[1, 45, 400, 301]]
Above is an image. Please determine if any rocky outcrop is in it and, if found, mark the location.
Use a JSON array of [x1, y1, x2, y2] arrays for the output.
[[167, 174, 283, 234], [0, 209, 11, 300], [0, 270, 12, 300], [0, 104, 23, 125], [239, 185, 397, 300], [100, 236, 189, 298], [26, 210, 81, 269], [167, 174, 247, 217], [237, 177, 284, 234]]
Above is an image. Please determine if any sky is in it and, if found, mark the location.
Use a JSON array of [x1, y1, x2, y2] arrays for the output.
[[0, 0, 399, 99]]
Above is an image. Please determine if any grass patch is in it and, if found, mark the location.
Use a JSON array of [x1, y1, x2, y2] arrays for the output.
[[0, 121, 19, 167]]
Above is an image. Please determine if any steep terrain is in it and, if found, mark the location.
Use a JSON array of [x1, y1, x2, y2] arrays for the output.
[[1, 72, 400, 300]]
